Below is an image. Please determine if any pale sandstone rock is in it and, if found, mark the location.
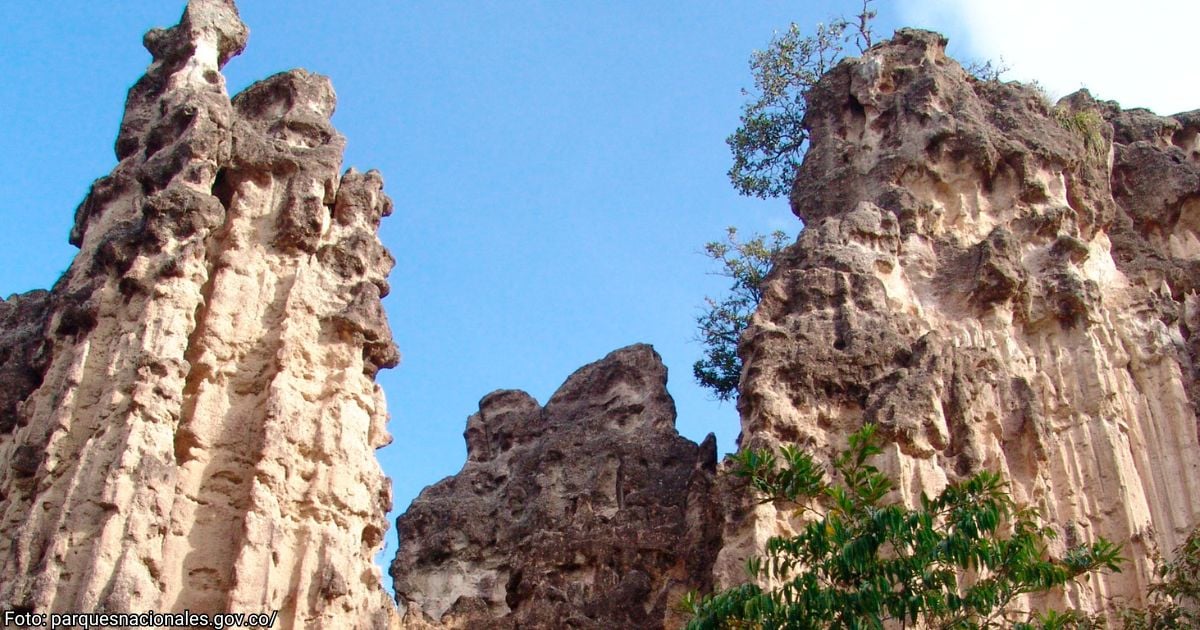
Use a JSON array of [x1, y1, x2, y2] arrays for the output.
[[720, 29, 1200, 618], [0, 2, 399, 627]]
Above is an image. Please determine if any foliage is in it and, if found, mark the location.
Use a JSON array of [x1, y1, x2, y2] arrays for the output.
[[727, 1, 876, 199], [727, 2, 1017, 200], [1053, 107, 1107, 161], [1116, 525, 1200, 629], [1029, 80, 1058, 112], [693, 227, 790, 401], [681, 425, 1125, 629], [964, 57, 1010, 82]]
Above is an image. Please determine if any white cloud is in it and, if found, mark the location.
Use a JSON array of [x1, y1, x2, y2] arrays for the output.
[[897, 0, 1200, 115]]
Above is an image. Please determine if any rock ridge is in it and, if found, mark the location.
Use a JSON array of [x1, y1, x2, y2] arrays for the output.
[[391, 344, 721, 629]]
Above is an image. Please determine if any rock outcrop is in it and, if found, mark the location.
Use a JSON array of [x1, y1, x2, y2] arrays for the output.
[[391, 344, 721, 629], [720, 29, 1200, 615], [6, 6, 1198, 627], [0, 1, 399, 627]]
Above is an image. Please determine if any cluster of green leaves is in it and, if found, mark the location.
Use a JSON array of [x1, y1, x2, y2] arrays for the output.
[[727, 1, 876, 199], [681, 425, 1125, 629], [693, 227, 790, 401], [1118, 526, 1200, 629]]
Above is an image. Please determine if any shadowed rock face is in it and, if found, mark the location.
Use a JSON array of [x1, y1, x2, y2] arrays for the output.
[[391, 344, 721, 629], [721, 29, 1200, 616], [0, 2, 398, 627]]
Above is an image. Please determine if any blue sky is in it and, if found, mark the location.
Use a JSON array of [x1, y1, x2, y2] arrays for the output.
[[1, 0, 1192, 591]]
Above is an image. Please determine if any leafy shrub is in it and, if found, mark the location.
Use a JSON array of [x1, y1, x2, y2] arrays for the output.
[[682, 425, 1125, 629]]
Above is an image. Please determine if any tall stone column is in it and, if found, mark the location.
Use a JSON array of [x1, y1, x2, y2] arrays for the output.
[[0, 2, 400, 627]]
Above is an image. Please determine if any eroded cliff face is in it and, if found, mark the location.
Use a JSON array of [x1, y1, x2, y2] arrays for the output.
[[0, 1, 399, 627], [720, 29, 1200, 613], [391, 345, 722, 629]]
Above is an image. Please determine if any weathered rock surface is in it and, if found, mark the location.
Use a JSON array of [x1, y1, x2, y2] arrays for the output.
[[391, 344, 721, 629], [0, 1, 399, 627], [721, 29, 1200, 616]]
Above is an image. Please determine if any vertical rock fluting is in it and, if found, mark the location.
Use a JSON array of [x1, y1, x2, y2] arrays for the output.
[[0, 2, 400, 627], [720, 29, 1200, 614], [391, 344, 722, 629]]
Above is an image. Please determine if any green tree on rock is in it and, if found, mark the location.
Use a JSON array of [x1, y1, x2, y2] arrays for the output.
[[726, 0, 1004, 200], [727, 1, 876, 199], [682, 425, 1124, 629], [693, 227, 789, 401]]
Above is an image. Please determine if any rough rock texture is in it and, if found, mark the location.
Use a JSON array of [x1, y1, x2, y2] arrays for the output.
[[0, 2, 400, 627], [720, 29, 1200, 615], [391, 344, 721, 629]]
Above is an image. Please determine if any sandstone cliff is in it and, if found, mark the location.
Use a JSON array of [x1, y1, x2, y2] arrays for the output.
[[391, 345, 722, 629], [0, 2, 399, 627], [719, 29, 1200, 614]]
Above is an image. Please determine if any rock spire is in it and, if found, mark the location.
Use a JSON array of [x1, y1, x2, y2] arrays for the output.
[[0, 2, 399, 627]]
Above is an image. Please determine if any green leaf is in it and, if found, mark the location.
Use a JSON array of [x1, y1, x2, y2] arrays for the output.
[[685, 418, 1126, 629]]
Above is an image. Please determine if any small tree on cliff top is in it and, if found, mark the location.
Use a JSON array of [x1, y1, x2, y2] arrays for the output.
[[727, 1, 876, 199], [682, 425, 1124, 629], [694, 4, 874, 399], [727, 0, 1006, 200]]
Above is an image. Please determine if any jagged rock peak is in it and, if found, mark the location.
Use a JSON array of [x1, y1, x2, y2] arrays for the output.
[[392, 344, 722, 629], [0, 2, 399, 628], [720, 27, 1200, 619], [144, 0, 248, 67]]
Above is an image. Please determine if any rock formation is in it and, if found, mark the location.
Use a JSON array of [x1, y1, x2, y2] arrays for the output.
[[391, 345, 722, 629], [719, 29, 1200, 615], [4, 4, 1198, 627], [390, 27, 1200, 627], [0, 1, 399, 627]]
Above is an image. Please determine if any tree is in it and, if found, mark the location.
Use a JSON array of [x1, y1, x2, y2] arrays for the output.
[[727, 1, 1007, 200], [727, 1, 876, 198], [693, 227, 790, 401], [681, 425, 1124, 629], [1117, 525, 1200, 629]]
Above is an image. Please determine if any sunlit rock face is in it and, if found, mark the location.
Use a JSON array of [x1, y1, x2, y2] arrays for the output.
[[391, 344, 722, 629], [720, 28, 1200, 616], [0, 2, 400, 627]]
